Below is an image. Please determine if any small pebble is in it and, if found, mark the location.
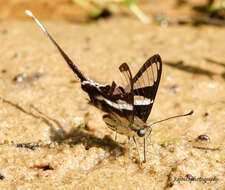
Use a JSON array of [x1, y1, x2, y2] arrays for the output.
[[204, 112, 209, 117], [13, 72, 42, 83], [170, 85, 180, 93], [186, 174, 195, 181], [197, 135, 210, 142], [1, 69, 7, 73], [0, 174, 5, 180], [13, 73, 27, 83], [112, 147, 123, 157]]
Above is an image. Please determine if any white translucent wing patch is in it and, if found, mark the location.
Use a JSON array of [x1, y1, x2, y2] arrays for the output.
[[133, 61, 159, 89], [118, 63, 133, 94], [132, 61, 158, 104]]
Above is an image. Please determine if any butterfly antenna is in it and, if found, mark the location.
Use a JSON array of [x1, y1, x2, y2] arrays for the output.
[[150, 110, 194, 127], [25, 10, 87, 82]]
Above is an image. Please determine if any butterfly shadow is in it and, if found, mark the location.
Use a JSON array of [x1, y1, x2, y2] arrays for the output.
[[164, 60, 216, 77], [1, 97, 124, 157], [204, 58, 225, 80]]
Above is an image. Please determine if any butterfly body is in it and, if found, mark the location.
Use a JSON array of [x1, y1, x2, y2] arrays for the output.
[[103, 113, 151, 138]]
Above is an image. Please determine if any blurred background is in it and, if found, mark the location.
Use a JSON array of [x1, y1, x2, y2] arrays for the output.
[[1, 0, 225, 25]]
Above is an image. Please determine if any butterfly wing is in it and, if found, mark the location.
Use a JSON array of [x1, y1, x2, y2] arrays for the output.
[[92, 55, 161, 136], [118, 63, 134, 123], [105, 54, 162, 126], [130, 54, 162, 122], [101, 62, 136, 135]]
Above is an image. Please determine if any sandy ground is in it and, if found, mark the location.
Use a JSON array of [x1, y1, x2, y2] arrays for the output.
[[0, 0, 224, 189]]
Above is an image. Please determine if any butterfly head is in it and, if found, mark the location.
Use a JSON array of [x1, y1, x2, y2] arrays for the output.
[[137, 124, 152, 138]]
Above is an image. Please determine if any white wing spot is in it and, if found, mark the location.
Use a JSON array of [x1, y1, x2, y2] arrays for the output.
[[82, 79, 107, 88], [134, 99, 153, 105]]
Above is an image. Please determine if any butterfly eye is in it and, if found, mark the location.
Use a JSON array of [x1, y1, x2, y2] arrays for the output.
[[137, 129, 145, 137]]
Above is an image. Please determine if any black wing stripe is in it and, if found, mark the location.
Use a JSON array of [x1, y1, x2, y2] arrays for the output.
[[133, 86, 155, 98]]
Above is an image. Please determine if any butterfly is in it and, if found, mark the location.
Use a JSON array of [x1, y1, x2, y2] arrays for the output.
[[25, 10, 193, 163]]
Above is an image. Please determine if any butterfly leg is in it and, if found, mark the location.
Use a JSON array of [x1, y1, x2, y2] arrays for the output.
[[114, 131, 118, 141], [143, 137, 146, 163], [127, 136, 131, 161], [147, 135, 157, 157], [133, 136, 142, 163]]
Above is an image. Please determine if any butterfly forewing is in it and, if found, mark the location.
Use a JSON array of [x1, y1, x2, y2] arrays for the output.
[[131, 54, 162, 122]]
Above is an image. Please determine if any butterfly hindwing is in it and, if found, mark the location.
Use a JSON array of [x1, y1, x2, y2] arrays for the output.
[[118, 63, 134, 123]]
